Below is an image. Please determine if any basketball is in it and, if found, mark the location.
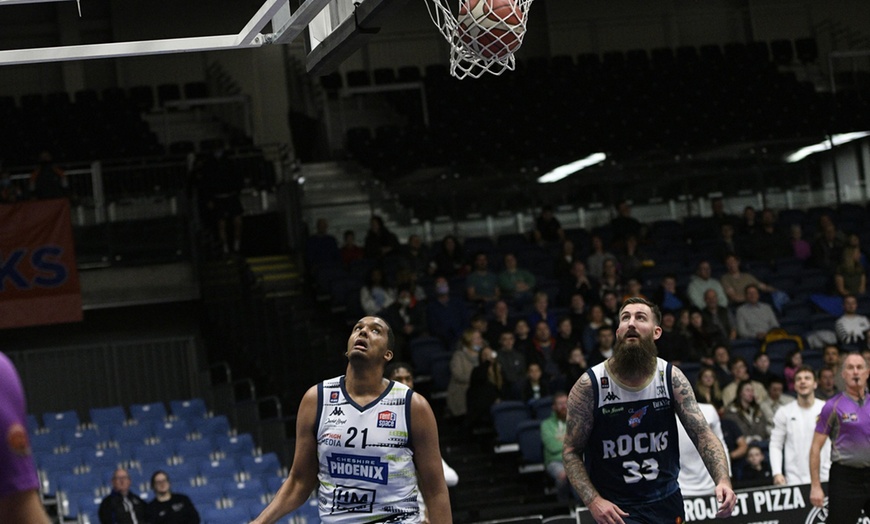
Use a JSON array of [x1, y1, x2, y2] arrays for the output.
[[457, 0, 525, 59]]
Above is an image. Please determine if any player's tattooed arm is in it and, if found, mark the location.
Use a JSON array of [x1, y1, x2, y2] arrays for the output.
[[672, 366, 731, 486], [562, 373, 600, 505]]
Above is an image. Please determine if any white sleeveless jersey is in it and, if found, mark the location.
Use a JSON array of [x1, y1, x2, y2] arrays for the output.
[[316, 376, 422, 523]]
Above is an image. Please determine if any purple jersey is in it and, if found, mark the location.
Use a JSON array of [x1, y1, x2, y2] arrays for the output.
[[814, 391, 870, 468], [0, 352, 40, 498]]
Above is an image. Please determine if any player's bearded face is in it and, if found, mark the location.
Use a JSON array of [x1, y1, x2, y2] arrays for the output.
[[612, 329, 657, 378]]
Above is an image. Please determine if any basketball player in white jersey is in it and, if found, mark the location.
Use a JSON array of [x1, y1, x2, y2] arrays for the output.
[[252, 316, 452, 523], [563, 297, 736, 524]]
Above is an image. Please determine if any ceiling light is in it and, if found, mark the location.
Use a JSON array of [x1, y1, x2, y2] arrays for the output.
[[784, 131, 870, 163], [537, 153, 606, 183]]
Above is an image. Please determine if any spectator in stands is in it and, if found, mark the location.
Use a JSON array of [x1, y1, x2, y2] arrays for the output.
[[720, 254, 777, 306], [724, 379, 772, 444], [737, 444, 772, 488], [495, 331, 526, 398], [735, 284, 780, 340], [722, 357, 769, 407], [822, 344, 842, 371], [0, 353, 51, 523], [527, 320, 563, 390], [466, 252, 500, 305], [701, 289, 736, 346], [199, 145, 243, 254], [554, 239, 580, 279], [655, 310, 690, 364], [399, 234, 430, 279], [99, 468, 147, 524], [694, 366, 725, 413], [518, 361, 550, 402], [146, 470, 200, 524], [835, 294, 870, 349], [812, 221, 846, 272], [685, 308, 716, 364], [815, 367, 839, 400], [540, 392, 576, 502], [513, 318, 533, 357], [465, 346, 505, 432], [597, 259, 623, 300], [470, 314, 489, 345], [379, 284, 426, 358], [565, 347, 587, 388], [687, 260, 728, 309], [559, 260, 598, 307], [748, 208, 791, 265], [533, 205, 565, 245], [738, 206, 758, 236], [363, 215, 399, 260], [834, 245, 866, 296], [585, 234, 617, 280], [610, 199, 643, 246], [446, 328, 485, 419], [769, 365, 831, 487], [617, 235, 648, 281], [554, 316, 580, 370], [749, 352, 780, 389], [498, 252, 536, 306], [566, 293, 588, 336], [305, 218, 340, 270], [586, 326, 615, 368], [713, 223, 744, 262], [782, 348, 802, 392], [761, 376, 793, 419], [426, 276, 467, 348], [28, 150, 68, 200], [527, 291, 557, 334], [790, 224, 812, 262], [429, 235, 467, 277], [712, 345, 734, 388], [485, 299, 513, 348], [707, 197, 739, 232], [339, 229, 364, 269], [621, 278, 646, 303], [581, 304, 611, 355], [360, 267, 395, 316], [651, 274, 686, 313], [601, 290, 622, 327], [0, 169, 22, 203], [394, 268, 426, 302]]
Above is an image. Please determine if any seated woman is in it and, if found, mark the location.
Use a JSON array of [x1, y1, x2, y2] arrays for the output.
[[359, 267, 395, 315], [723, 379, 772, 444], [835, 245, 866, 296]]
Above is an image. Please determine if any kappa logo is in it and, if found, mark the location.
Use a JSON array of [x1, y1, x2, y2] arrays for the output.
[[329, 391, 340, 403], [628, 405, 648, 428], [330, 407, 345, 417], [603, 391, 620, 402], [377, 410, 396, 429]]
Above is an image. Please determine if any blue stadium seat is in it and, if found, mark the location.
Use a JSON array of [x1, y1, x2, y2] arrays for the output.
[[170, 398, 208, 422], [153, 419, 191, 442], [199, 457, 241, 482], [194, 415, 232, 438], [133, 443, 172, 466], [730, 339, 761, 362], [491, 401, 532, 445], [287, 496, 320, 523], [42, 410, 80, 432], [240, 453, 282, 478], [186, 483, 226, 511], [161, 462, 200, 486], [201, 505, 250, 524], [214, 433, 256, 457], [429, 352, 452, 396], [81, 447, 125, 472], [75, 495, 103, 524], [112, 421, 154, 447], [26, 414, 40, 434], [266, 475, 285, 495], [529, 396, 553, 421], [65, 427, 104, 450], [31, 431, 64, 454], [221, 477, 267, 504], [516, 419, 543, 467], [175, 437, 215, 462], [409, 336, 448, 376], [130, 402, 167, 423], [89, 406, 128, 428]]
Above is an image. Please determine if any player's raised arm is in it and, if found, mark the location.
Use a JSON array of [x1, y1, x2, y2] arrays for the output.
[[410, 391, 452, 523], [251, 386, 320, 524], [671, 366, 735, 517], [563, 373, 628, 523]]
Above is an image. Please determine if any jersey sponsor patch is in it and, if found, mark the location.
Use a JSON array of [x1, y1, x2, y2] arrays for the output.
[[6, 423, 30, 456], [377, 410, 397, 428], [841, 412, 858, 423], [628, 405, 648, 428], [601, 377, 610, 388], [330, 391, 340, 403], [332, 485, 376, 513], [327, 453, 389, 485]]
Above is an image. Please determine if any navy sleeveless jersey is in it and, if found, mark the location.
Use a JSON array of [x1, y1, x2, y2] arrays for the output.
[[584, 358, 681, 505]]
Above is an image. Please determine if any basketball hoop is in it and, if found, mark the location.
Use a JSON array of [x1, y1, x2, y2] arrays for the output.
[[424, 0, 533, 79]]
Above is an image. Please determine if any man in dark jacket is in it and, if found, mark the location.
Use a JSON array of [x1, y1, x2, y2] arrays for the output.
[[99, 468, 146, 524]]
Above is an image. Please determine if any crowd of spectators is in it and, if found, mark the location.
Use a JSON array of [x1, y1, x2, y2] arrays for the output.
[[304, 200, 870, 488]]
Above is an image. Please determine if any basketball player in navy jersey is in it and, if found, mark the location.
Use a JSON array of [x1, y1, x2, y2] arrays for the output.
[[563, 297, 735, 524], [252, 316, 452, 524]]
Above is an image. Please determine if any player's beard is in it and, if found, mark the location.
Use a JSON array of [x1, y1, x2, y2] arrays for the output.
[[610, 333, 658, 382]]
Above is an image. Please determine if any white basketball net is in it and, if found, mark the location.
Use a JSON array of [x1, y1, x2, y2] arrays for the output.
[[424, 0, 533, 79]]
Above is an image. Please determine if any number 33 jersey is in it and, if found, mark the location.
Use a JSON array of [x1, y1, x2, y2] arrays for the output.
[[584, 357, 680, 506], [316, 376, 422, 523]]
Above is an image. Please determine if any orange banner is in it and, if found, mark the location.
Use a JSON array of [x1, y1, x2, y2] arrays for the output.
[[0, 199, 83, 328]]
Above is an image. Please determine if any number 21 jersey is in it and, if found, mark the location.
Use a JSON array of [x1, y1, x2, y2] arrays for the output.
[[316, 376, 421, 523]]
